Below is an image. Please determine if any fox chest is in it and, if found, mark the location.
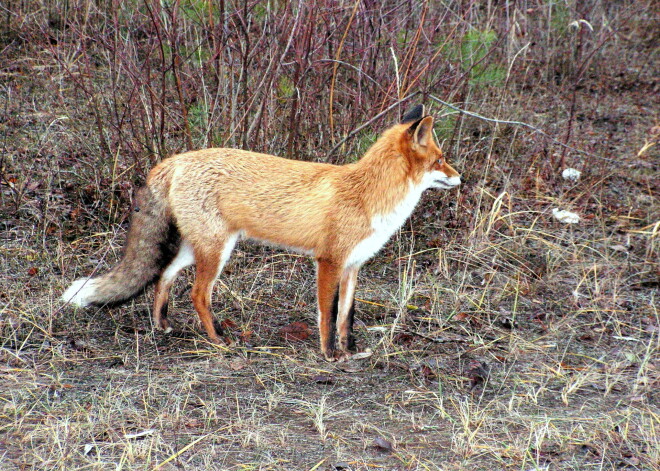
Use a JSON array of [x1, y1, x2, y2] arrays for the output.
[[345, 185, 424, 268]]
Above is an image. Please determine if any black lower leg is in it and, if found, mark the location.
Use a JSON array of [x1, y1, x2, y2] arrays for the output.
[[160, 302, 169, 322], [328, 289, 339, 351], [346, 300, 356, 351], [212, 319, 225, 337]]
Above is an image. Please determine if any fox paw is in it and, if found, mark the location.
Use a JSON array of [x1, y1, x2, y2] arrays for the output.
[[323, 349, 353, 362], [156, 319, 172, 334], [338, 335, 358, 353]]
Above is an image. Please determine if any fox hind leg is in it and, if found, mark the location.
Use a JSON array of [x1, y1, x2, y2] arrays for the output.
[[153, 241, 195, 333], [191, 233, 239, 343]]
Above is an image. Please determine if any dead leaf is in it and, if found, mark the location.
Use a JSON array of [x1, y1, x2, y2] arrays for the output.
[[393, 332, 414, 344], [373, 436, 394, 452], [229, 358, 248, 371], [27, 267, 38, 276], [238, 330, 253, 342], [337, 363, 362, 373], [220, 319, 237, 330], [349, 349, 373, 361], [467, 361, 490, 390], [312, 375, 334, 384], [455, 312, 469, 321], [420, 364, 435, 379], [279, 321, 311, 342]]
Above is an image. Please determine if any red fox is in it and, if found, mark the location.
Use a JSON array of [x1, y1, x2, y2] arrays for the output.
[[62, 105, 461, 361]]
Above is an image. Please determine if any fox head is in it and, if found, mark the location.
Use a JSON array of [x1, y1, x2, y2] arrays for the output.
[[399, 105, 461, 190]]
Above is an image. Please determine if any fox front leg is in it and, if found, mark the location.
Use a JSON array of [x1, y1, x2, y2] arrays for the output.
[[316, 259, 342, 361], [336, 267, 358, 356]]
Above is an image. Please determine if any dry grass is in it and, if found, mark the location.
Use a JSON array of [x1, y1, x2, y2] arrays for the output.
[[1, 1, 658, 470]]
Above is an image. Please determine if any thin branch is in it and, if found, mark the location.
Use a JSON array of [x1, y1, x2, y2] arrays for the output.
[[428, 95, 616, 163], [328, 0, 361, 139], [325, 91, 421, 160], [317, 59, 381, 88]]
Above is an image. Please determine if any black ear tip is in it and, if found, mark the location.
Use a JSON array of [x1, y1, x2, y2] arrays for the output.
[[401, 104, 426, 124]]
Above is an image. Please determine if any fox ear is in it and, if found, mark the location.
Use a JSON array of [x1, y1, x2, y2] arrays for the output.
[[411, 116, 434, 148], [401, 104, 426, 124]]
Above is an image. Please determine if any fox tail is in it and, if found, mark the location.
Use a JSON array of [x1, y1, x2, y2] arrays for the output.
[[61, 185, 180, 307]]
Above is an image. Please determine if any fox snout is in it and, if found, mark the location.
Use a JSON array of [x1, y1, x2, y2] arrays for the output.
[[430, 161, 461, 189], [444, 174, 462, 186], [433, 172, 461, 189]]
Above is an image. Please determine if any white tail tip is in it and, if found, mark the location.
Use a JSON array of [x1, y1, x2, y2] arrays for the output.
[[61, 278, 98, 307]]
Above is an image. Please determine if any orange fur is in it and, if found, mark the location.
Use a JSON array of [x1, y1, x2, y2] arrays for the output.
[[62, 106, 461, 361]]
